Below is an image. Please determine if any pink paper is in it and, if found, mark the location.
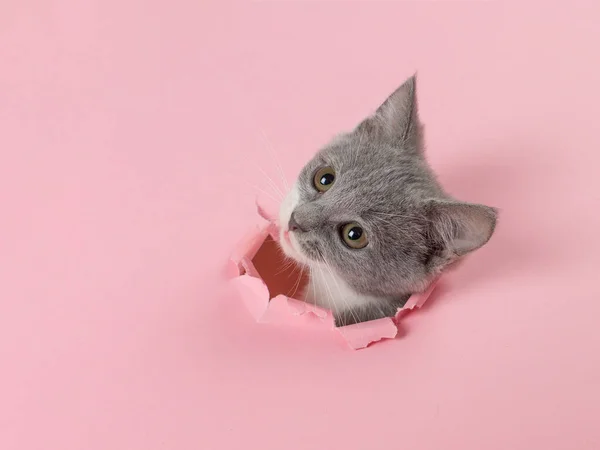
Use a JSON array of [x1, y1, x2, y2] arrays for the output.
[[228, 200, 438, 349]]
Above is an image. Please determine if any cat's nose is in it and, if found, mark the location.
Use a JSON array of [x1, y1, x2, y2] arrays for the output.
[[288, 213, 306, 232]]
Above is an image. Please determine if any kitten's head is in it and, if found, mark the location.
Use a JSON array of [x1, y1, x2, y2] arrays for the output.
[[279, 75, 497, 298]]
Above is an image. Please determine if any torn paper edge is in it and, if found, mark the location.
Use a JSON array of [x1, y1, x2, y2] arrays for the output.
[[228, 199, 439, 350]]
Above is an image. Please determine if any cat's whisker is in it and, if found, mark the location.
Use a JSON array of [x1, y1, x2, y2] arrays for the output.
[[375, 301, 388, 322], [321, 256, 361, 327], [289, 265, 305, 299], [252, 162, 286, 200], [244, 181, 283, 205], [259, 129, 290, 192], [276, 258, 299, 276], [310, 266, 318, 314], [274, 262, 292, 276], [316, 263, 338, 326]]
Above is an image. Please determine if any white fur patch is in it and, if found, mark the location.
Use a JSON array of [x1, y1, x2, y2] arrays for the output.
[[303, 268, 390, 316]]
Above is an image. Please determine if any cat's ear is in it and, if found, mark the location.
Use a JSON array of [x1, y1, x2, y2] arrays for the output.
[[355, 74, 422, 149], [426, 199, 497, 267]]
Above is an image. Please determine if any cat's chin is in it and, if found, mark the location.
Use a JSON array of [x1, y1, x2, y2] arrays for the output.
[[278, 229, 312, 266]]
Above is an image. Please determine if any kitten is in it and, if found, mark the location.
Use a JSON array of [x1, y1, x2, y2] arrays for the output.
[[278, 75, 497, 326]]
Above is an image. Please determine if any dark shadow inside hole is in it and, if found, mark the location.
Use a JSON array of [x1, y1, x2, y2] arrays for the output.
[[251, 235, 309, 299]]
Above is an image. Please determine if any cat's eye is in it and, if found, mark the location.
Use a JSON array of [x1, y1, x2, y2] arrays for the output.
[[313, 166, 335, 192], [341, 223, 368, 249]]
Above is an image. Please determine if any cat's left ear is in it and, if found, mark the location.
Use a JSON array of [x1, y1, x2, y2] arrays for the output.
[[425, 199, 498, 269], [356, 74, 422, 150]]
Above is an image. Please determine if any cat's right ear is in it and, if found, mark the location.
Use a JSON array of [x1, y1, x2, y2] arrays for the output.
[[354, 74, 423, 151]]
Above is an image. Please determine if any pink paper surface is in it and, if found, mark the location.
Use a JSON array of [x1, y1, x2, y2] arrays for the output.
[[2, 2, 600, 450]]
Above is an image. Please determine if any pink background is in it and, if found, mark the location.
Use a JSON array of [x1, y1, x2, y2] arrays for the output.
[[2, 1, 600, 449]]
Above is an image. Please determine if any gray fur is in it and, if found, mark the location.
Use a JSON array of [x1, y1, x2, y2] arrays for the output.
[[286, 75, 497, 325]]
